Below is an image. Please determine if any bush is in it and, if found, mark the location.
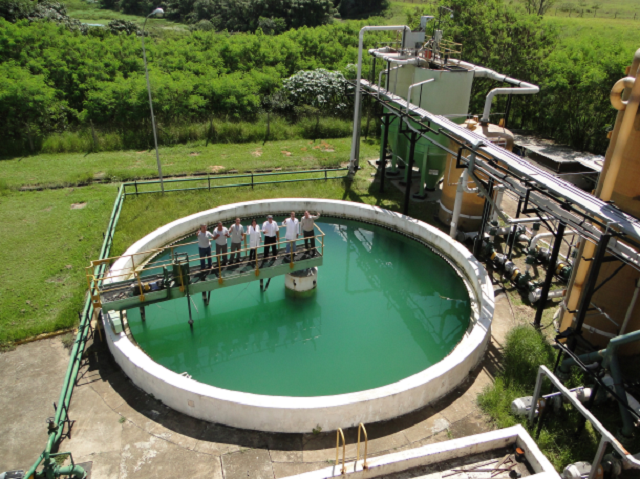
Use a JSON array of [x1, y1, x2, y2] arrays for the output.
[[32, 115, 354, 154], [163, 0, 337, 31]]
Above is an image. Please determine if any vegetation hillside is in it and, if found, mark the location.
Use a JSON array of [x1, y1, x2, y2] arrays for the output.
[[0, 0, 638, 157]]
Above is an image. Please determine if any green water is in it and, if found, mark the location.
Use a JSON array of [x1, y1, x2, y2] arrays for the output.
[[126, 217, 471, 397]]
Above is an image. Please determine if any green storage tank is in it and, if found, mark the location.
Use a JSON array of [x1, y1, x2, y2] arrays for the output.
[[380, 63, 474, 199]]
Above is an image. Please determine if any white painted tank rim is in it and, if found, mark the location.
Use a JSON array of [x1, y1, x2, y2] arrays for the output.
[[103, 198, 494, 432]]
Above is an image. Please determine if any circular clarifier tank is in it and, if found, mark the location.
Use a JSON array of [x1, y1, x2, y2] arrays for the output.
[[103, 199, 494, 433]]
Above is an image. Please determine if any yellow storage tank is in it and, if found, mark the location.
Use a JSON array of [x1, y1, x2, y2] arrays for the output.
[[438, 118, 514, 231], [560, 52, 640, 352]]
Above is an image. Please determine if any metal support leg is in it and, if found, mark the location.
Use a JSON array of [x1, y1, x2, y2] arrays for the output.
[[570, 233, 612, 350], [534, 222, 566, 327], [474, 178, 494, 258], [187, 293, 193, 327], [202, 291, 208, 306], [402, 131, 418, 216], [588, 437, 608, 479], [576, 383, 599, 436], [140, 306, 145, 322], [260, 279, 264, 291], [380, 114, 390, 193], [508, 196, 524, 260]]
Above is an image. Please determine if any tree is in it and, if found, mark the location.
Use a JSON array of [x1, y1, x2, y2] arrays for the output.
[[283, 68, 352, 139], [257, 16, 286, 35], [337, 0, 388, 18], [0, 0, 87, 30], [0, 62, 69, 151], [523, 0, 557, 15], [107, 19, 142, 35]]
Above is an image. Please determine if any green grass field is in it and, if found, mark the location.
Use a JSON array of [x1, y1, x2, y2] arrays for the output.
[[0, 184, 118, 343], [548, 16, 640, 47], [0, 138, 380, 190], [63, 0, 187, 30], [1, 148, 438, 345]]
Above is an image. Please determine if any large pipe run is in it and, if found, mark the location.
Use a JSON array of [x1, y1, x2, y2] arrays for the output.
[[350, 25, 410, 175], [448, 60, 539, 123]]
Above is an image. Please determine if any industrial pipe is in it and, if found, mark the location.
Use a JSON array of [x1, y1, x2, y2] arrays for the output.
[[506, 216, 552, 225], [350, 25, 410, 175], [529, 231, 578, 252], [49, 464, 87, 479], [530, 366, 640, 479], [529, 288, 565, 304], [491, 186, 505, 223], [450, 147, 483, 238], [450, 174, 465, 238], [447, 60, 539, 123], [620, 278, 640, 335], [369, 49, 422, 65], [559, 329, 640, 437], [560, 54, 640, 334], [406, 78, 434, 114]]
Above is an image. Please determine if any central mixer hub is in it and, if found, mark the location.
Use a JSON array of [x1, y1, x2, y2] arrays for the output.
[[285, 267, 318, 297]]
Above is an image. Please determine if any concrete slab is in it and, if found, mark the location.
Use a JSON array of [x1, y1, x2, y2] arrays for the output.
[[147, 409, 206, 451], [222, 448, 274, 479], [270, 449, 304, 463], [273, 461, 331, 479], [0, 338, 69, 473], [416, 430, 451, 447], [74, 452, 120, 479], [448, 413, 490, 439], [438, 392, 478, 424], [119, 420, 219, 479], [402, 410, 451, 444], [63, 385, 122, 458]]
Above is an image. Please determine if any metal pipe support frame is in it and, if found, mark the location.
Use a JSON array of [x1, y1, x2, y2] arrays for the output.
[[559, 329, 640, 437], [530, 366, 640, 479]]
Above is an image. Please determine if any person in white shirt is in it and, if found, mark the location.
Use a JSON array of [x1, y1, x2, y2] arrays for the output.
[[213, 221, 230, 269], [196, 224, 214, 271], [228, 217, 245, 264], [282, 211, 299, 261], [246, 219, 262, 267], [301, 211, 320, 257], [262, 215, 279, 260]]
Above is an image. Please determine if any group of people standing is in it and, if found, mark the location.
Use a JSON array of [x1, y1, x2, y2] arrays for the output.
[[196, 211, 320, 272]]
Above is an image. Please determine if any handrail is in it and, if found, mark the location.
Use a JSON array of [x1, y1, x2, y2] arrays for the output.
[[86, 225, 325, 306], [355, 423, 369, 471], [122, 167, 349, 195], [335, 428, 347, 475], [530, 365, 640, 479], [90, 223, 311, 271], [89, 230, 324, 282]]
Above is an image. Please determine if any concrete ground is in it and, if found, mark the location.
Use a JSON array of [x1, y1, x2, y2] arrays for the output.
[[0, 282, 516, 478]]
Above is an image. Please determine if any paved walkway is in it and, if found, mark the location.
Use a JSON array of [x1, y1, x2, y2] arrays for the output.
[[0, 284, 515, 479]]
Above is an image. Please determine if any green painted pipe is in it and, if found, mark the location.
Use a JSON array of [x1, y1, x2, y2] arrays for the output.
[[559, 329, 640, 437], [43, 464, 86, 479]]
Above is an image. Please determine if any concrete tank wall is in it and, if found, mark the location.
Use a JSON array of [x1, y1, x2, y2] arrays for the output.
[[103, 199, 494, 433]]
